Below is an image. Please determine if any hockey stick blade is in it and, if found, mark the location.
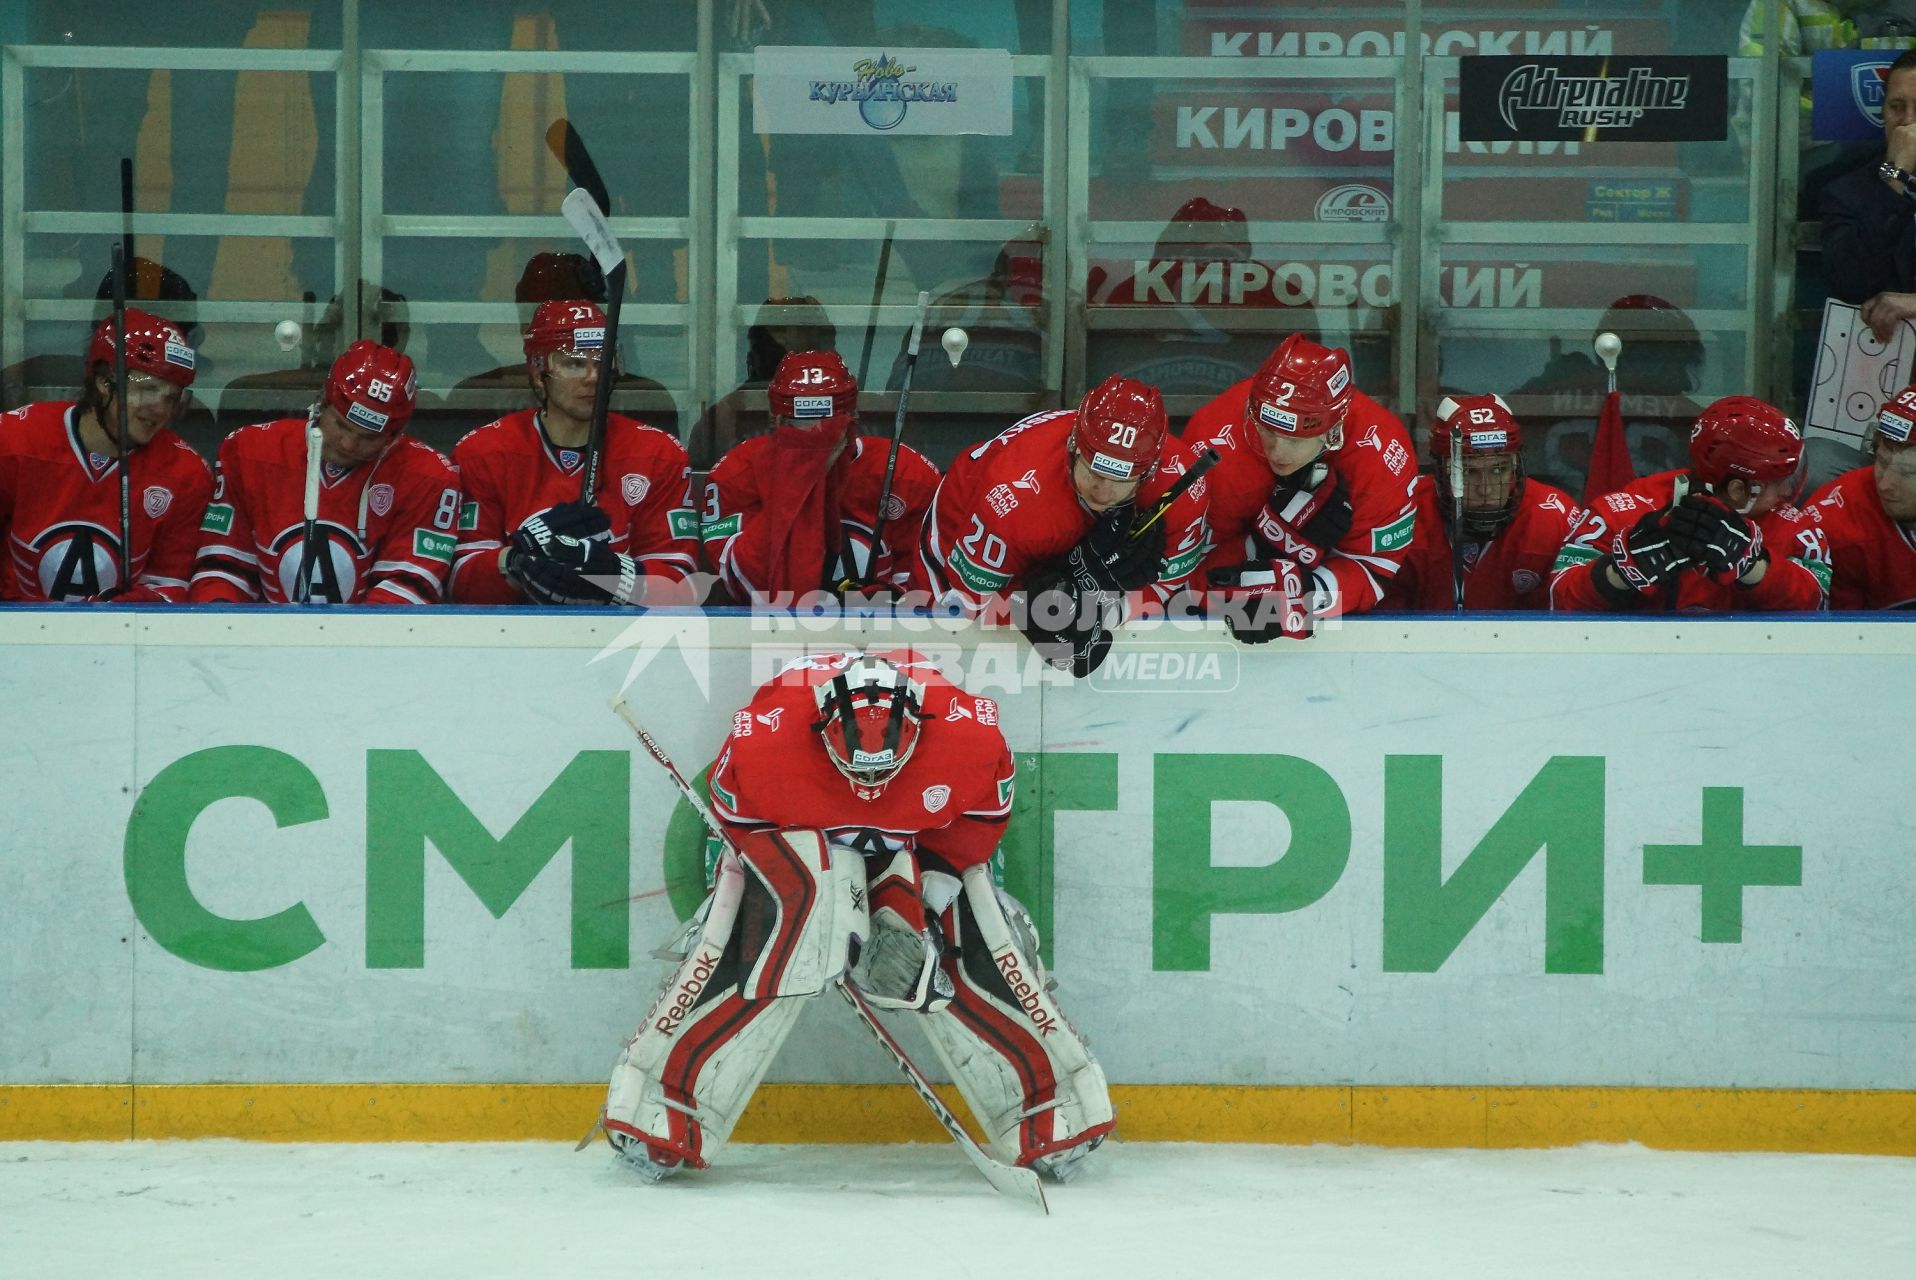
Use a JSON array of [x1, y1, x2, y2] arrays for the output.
[[561, 187, 625, 278], [544, 118, 611, 216], [836, 981, 1048, 1213]]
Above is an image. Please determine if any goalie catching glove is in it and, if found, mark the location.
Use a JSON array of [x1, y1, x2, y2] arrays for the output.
[[506, 500, 644, 605]]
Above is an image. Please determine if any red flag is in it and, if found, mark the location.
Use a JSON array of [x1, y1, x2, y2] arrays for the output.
[[1583, 388, 1634, 503]]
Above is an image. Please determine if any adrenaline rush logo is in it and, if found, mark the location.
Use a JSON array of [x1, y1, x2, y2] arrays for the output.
[[1497, 64, 1690, 132], [1459, 55, 1727, 143], [810, 52, 958, 131]]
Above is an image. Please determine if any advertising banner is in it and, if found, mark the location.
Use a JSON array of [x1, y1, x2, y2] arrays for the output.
[[752, 45, 1012, 136], [1459, 56, 1729, 143], [3, 615, 1913, 1093]]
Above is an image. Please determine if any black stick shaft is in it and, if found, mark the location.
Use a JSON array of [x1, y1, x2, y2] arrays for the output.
[[1133, 446, 1219, 538], [862, 290, 929, 583], [854, 222, 895, 388], [110, 244, 132, 592]]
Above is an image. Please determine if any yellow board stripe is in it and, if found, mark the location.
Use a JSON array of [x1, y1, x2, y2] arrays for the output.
[[4, 1085, 1914, 1155]]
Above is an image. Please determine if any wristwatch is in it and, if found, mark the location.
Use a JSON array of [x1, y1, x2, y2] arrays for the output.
[[1879, 159, 1916, 196]]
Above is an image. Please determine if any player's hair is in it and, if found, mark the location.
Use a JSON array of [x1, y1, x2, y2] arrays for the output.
[[1892, 49, 1916, 79]]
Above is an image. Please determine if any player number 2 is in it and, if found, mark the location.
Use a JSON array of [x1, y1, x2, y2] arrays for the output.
[[432, 489, 459, 530], [962, 515, 1007, 569]]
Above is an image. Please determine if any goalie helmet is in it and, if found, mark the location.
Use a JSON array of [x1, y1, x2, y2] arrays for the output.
[[1069, 374, 1166, 482], [325, 340, 418, 435], [769, 349, 858, 440], [1687, 396, 1802, 493], [1244, 335, 1353, 447], [812, 653, 925, 800], [523, 299, 609, 371], [1430, 393, 1525, 537], [86, 308, 197, 389]]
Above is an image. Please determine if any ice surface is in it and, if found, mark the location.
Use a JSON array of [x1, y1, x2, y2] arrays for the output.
[[2, 1139, 1911, 1279]]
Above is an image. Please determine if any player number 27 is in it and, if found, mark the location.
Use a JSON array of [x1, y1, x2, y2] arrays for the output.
[[961, 514, 1008, 569]]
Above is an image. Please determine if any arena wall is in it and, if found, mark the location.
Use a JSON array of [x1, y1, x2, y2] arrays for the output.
[[4, 609, 1912, 1153]]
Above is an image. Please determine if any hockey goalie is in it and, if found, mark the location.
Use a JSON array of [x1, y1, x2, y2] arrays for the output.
[[599, 649, 1114, 1183]]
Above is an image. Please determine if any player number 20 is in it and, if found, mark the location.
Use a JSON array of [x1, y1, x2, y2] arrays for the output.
[[1106, 423, 1138, 449], [962, 515, 1008, 569]]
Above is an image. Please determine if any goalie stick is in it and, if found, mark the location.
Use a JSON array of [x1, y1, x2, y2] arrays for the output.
[[544, 119, 627, 505], [606, 694, 1049, 1212]]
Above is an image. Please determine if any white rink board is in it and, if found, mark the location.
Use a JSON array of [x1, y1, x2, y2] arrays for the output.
[[2, 610, 1913, 1090]]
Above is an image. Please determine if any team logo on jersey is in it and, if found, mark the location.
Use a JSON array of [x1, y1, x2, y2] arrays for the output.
[[369, 483, 395, 517], [921, 785, 950, 813], [945, 702, 974, 721], [1511, 569, 1541, 595], [881, 493, 907, 520], [142, 486, 171, 518], [622, 473, 651, 505], [559, 449, 581, 471], [1012, 469, 1041, 494], [755, 708, 784, 731], [986, 484, 1018, 517]]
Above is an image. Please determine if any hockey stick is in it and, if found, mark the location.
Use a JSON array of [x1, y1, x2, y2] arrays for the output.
[[1132, 445, 1219, 540], [545, 119, 627, 505], [859, 289, 931, 586], [854, 220, 896, 389], [295, 418, 323, 604], [109, 240, 133, 595], [607, 694, 1048, 1211], [1448, 426, 1466, 612]]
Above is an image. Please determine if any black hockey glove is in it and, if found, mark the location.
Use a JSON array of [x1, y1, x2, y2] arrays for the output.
[[1205, 558, 1314, 644], [518, 500, 611, 551], [1254, 461, 1352, 570], [1082, 503, 1167, 593], [1664, 493, 1766, 585], [507, 528, 643, 607], [1605, 507, 1688, 592], [1020, 547, 1119, 677]]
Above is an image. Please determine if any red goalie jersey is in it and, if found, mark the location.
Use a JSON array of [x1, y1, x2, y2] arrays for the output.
[[0, 401, 212, 602], [450, 408, 700, 603], [190, 419, 462, 605], [707, 651, 1015, 873], [1381, 475, 1582, 611]]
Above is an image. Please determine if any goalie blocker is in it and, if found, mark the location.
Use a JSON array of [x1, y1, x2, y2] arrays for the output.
[[600, 651, 1114, 1181]]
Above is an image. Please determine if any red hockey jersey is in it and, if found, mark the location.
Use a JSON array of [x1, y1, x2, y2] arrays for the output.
[[1550, 469, 1830, 612], [707, 650, 1015, 873], [1381, 475, 1582, 612], [449, 409, 699, 603], [1803, 467, 1916, 609], [909, 409, 1209, 614], [189, 419, 461, 605], [0, 400, 212, 602], [702, 434, 939, 599], [1184, 382, 1419, 617]]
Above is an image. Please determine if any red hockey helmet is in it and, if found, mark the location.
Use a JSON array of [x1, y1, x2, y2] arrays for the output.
[[811, 653, 925, 799], [1873, 384, 1916, 448], [1687, 395, 1803, 490], [1070, 374, 1167, 482], [86, 307, 197, 389], [769, 349, 859, 438], [1432, 393, 1525, 536], [325, 340, 417, 435], [523, 299, 609, 371], [1244, 335, 1353, 447]]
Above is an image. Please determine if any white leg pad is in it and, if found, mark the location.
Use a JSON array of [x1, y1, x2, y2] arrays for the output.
[[917, 867, 1115, 1179]]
